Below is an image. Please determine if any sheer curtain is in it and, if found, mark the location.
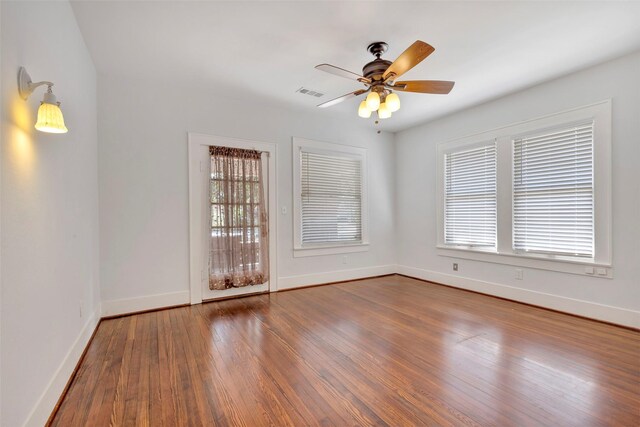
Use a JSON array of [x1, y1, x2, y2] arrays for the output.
[[209, 146, 269, 290]]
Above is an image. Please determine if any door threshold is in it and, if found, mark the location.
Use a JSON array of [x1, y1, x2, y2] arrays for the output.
[[202, 290, 270, 303]]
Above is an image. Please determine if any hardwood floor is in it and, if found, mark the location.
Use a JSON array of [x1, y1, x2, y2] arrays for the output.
[[51, 275, 640, 426]]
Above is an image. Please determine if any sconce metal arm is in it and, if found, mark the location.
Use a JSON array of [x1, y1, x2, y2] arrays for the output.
[[18, 67, 54, 100]]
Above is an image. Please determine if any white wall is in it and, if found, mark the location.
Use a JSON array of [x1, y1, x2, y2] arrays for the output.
[[0, 2, 100, 426], [395, 52, 640, 327], [97, 73, 396, 308]]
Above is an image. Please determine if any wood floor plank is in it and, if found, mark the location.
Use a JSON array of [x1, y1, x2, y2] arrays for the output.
[[50, 275, 640, 426], [51, 320, 116, 426], [155, 309, 180, 425], [111, 316, 137, 426], [208, 300, 303, 427], [190, 304, 244, 426], [146, 312, 163, 427], [227, 297, 388, 426], [207, 299, 350, 426], [334, 279, 635, 425], [280, 287, 505, 426]]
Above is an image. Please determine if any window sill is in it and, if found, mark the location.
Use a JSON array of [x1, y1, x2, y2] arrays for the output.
[[437, 246, 613, 278], [294, 243, 370, 258]]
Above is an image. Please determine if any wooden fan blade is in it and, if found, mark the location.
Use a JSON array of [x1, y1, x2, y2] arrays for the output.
[[317, 89, 367, 108], [383, 41, 435, 81], [315, 64, 371, 84], [392, 80, 455, 94]]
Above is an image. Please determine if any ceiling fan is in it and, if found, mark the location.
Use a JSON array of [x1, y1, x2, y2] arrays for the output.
[[315, 40, 454, 119]]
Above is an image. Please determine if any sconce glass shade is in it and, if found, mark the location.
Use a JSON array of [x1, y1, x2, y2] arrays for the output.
[[385, 92, 401, 112], [35, 102, 68, 134], [358, 101, 372, 118], [365, 91, 380, 111], [378, 102, 392, 119]]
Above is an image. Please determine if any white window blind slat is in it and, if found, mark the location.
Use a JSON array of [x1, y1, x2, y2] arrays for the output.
[[513, 122, 594, 257], [301, 151, 362, 245], [444, 142, 497, 248]]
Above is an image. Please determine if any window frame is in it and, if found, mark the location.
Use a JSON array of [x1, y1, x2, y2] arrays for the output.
[[293, 137, 369, 257], [436, 100, 612, 277]]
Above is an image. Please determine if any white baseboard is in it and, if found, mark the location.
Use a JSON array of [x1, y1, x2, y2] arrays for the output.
[[397, 265, 640, 329], [23, 307, 100, 427], [100, 266, 639, 328], [101, 290, 190, 317], [277, 265, 396, 291]]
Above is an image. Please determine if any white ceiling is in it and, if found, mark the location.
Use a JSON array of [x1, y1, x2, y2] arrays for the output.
[[71, 1, 640, 132]]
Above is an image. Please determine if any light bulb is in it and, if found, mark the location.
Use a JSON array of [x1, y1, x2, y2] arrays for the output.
[[358, 101, 371, 118], [385, 92, 400, 112], [365, 91, 380, 111], [378, 102, 391, 119]]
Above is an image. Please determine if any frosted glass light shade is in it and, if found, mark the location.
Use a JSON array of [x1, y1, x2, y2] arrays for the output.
[[385, 92, 400, 112], [378, 102, 391, 119], [35, 102, 68, 133], [358, 101, 371, 118], [365, 91, 380, 111]]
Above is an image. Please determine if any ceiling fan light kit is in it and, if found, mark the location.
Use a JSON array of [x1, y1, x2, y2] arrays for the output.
[[385, 92, 400, 112], [377, 102, 392, 119], [315, 40, 454, 120], [365, 91, 380, 111], [358, 101, 372, 118]]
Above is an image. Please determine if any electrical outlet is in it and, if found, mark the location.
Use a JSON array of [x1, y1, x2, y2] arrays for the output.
[[515, 269, 523, 280], [453, 263, 458, 271]]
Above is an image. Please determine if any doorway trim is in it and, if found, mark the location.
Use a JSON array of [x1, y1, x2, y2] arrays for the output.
[[187, 133, 278, 304]]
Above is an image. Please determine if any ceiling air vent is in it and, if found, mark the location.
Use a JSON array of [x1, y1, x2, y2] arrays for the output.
[[296, 87, 324, 98]]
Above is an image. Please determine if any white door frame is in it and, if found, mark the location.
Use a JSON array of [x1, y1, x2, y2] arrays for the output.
[[187, 133, 278, 304]]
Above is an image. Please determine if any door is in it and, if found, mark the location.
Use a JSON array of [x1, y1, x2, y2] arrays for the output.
[[188, 133, 277, 304], [201, 146, 270, 301]]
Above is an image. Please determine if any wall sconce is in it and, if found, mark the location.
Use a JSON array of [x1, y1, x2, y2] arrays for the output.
[[18, 67, 68, 134]]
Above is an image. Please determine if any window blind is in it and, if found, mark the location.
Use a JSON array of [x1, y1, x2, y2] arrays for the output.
[[513, 122, 594, 257], [444, 143, 497, 247], [301, 151, 362, 245]]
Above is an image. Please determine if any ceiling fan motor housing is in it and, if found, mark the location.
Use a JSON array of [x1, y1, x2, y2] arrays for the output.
[[363, 58, 392, 81]]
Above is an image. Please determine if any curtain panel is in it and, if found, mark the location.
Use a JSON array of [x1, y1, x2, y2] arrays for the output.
[[209, 146, 269, 290]]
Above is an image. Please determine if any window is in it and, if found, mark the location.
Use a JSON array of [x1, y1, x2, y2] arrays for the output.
[[437, 100, 611, 276], [513, 123, 594, 258], [293, 138, 368, 257], [444, 142, 497, 249], [301, 151, 362, 244]]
